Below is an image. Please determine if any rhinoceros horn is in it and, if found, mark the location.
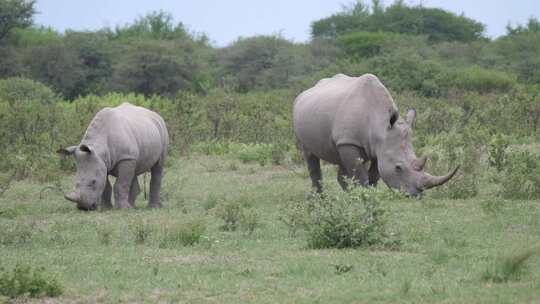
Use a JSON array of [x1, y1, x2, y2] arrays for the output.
[[64, 191, 80, 203], [413, 156, 427, 171], [422, 166, 459, 189]]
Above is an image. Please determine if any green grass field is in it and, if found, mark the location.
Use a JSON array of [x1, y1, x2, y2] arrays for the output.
[[1, 155, 539, 303]]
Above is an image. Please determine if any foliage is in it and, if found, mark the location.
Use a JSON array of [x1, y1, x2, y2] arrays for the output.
[[450, 66, 516, 93], [499, 151, 540, 200], [424, 131, 480, 199], [0, 78, 62, 181], [303, 186, 397, 249], [0, 0, 35, 41], [0, 264, 63, 298], [110, 39, 202, 96], [311, 0, 484, 42], [216, 201, 243, 231], [337, 31, 401, 58], [159, 219, 206, 247], [487, 134, 509, 172]]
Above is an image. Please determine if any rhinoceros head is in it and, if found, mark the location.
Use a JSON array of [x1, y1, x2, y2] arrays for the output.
[[377, 109, 458, 196], [57, 144, 107, 211]]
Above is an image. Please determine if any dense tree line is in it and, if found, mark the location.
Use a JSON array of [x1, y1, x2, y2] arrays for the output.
[[0, 0, 539, 99]]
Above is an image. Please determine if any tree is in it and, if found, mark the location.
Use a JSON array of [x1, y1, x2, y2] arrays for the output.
[[110, 39, 200, 96], [0, 0, 35, 41], [218, 35, 313, 92], [311, 0, 485, 43]]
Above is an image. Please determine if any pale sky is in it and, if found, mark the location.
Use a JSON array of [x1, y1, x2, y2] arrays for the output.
[[34, 0, 539, 46]]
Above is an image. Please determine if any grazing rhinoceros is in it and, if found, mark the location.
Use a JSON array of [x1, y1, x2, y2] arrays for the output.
[[293, 73, 458, 196], [57, 102, 169, 210]]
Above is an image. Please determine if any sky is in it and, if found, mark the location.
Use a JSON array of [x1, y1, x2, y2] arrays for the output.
[[34, 0, 540, 46]]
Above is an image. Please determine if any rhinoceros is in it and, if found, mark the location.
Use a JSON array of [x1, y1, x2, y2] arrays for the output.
[[57, 102, 169, 210], [293, 73, 458, 195]]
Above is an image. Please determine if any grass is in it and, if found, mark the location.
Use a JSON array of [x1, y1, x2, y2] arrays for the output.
[[0, 155, 539, 303]]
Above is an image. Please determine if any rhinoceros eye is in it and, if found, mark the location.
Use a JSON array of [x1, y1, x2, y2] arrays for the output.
[[395, 164, 403, 172]]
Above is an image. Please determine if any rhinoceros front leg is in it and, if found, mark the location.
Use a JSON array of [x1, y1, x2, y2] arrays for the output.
[[303, 151, 323, 193], [368, 159, 380, 186], [113, 160, 136, 209], [148, 162, 163, 208], [337, 144, 369, 188], [101, 177, 113, 209], [128, 177, 140, 207]]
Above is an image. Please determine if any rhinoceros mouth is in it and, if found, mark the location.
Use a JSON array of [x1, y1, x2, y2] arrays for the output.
[[76, 203, 98, 211]]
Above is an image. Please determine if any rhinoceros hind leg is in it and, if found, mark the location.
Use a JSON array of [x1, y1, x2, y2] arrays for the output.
[[113, 160, 136, 209], [368, 159, 380, 186], [101, 177, 113, 209], [128, 177, 140, 207], [148, 162, 163, 208], [304, 151, 323, 193], [337, 144, 369, 188]]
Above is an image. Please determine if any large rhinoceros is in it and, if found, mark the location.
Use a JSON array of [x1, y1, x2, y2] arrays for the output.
[[293, 73, 458, 195], [57, 102, 169, 210]]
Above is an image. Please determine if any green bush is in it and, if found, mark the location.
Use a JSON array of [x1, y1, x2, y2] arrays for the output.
[[0, 264, 63, 299], [424, 131, 480, 199], [0, 77, 62, 181], [303, 186, 397, 249], [487, 133, 509, 172], [160, 219, 206, 247], [499, 151, 540, 199], [451, 66, 517, 93], [337, 31, 400, 58], [216, 201, 243, 231]]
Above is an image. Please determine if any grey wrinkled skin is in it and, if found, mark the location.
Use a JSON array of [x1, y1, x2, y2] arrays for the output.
[[58, 102, 169, 211], [293, 73, 458, 196]]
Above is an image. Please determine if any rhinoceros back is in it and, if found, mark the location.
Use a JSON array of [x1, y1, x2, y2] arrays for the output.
[[293, 73, 397, 163], [81, 102, 169, 175]]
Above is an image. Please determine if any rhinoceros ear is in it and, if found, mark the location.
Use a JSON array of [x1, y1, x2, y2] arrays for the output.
[[79, 144, 93, 153], [56, 146, 77, 156], [406, 108, 417, 126]]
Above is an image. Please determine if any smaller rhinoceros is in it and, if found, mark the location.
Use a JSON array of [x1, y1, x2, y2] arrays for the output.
[[57, 102, 169, 210], [293, 73, 458, 196]]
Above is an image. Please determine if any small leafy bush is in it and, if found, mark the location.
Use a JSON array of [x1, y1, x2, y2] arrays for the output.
[[240, 209, 260, 235], [487, 133, 509, 172], [303, 186, 398, 249], [216, 201, 243, 231], [160, 219, 206, 247], [0, 264, 63, 299], [499, 151, 540, 199], [452, 66, 517, 93], [426, 132, 480, 199], [129, 218, 153, 245]]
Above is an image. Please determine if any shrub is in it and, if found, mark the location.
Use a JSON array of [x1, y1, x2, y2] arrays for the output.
[[0, 264, 63, 299], [424, 130, 481, 199], [499, 151, 540, 199], [240, 209, 260, 235], [216, 201, 243, 231], [487, 133, 509, 172], [451, 66, 517, 93], [303, 186, 397, 249], [160, 219, 206, 247], [0, 77, 62, 181], [337, 31, 401, 58], [129, 218, 153, 245]]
